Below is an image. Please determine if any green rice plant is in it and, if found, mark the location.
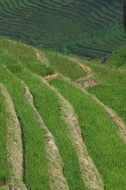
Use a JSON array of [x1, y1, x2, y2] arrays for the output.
[[49, 78, 126, 190], [5, 62, 86, 190], [0, 38, 85, 80], [0, 93, 9, 185], [0, 41, 86, 189], [43, 50, 86, 80], [0, 37, 54, 76], [0, 66, 49, 190], [88, 84, 126, 124], [20, 73, 86, 190], [1, 36, 126, 189], [80, 55, 126, 123]]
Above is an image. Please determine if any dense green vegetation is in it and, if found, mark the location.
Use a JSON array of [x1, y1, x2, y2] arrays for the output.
[[0, 37, 126, 190], [50, 78, 126, 190], [0, 52, 86, 190], [0, 0, 126, 58], [0, 94, 9, 185], [0, 66, 49, 190], [43, 50, 86, 80], [80, 51, 126, 123], [0, 37, 54, 76], [0, 37, 85, 81]]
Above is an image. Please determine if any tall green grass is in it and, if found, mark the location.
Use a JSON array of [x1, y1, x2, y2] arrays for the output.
[[0, 93, 9, 185], [50, 78, 126, 190], [0, 66, 49, 190]]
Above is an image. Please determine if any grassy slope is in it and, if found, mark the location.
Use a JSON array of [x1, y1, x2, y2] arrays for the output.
[[15, 69, 85, 190], [0, 37, 85, 81], [0, 66, 49, 190], [42, 50, 86, 80], [50, 78, 126, 190], [82, 47, 126, 123], [0, 39, 86, 190], [0, 37, 126, 190]]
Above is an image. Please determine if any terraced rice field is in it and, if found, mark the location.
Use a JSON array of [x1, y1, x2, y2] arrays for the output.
[[0, 37, 126, 190], [0, 0, 126, 58]]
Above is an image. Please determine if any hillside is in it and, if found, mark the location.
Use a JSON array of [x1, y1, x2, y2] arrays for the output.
[[0, 37, 126, 190], [0, 0, 126, 58]]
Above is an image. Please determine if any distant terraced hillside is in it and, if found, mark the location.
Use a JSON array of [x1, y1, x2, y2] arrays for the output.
[[0, 0, 126, 58], [0, 37, 126, 190]]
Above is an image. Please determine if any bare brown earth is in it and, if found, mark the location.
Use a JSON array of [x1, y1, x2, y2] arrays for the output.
[[43, 73, 58, 79]]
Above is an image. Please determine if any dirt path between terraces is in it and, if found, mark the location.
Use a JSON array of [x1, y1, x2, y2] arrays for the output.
[[68, 57, 99, 87]]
